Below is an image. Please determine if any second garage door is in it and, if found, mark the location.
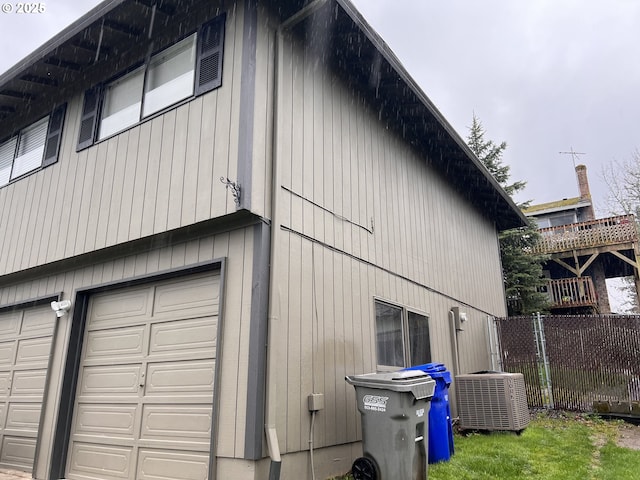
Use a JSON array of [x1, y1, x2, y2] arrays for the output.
[[66, 272, 220, 480], [0, 305, 55, 472]]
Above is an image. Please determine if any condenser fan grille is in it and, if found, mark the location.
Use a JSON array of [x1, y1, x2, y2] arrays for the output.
[[456, 373, 529, 432]]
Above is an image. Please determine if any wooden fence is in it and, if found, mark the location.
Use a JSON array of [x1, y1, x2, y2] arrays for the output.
[[495, 314, 640, 412]]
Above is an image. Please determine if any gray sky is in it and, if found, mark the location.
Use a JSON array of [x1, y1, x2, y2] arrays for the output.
[[2, 0, 639, 213]]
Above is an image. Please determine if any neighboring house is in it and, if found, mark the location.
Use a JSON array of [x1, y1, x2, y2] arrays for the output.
[[525, 165, 640, 314], [0, 0, 525, 479]]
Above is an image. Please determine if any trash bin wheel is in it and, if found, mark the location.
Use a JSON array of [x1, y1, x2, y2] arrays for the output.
[[352, 456, 378, 480]]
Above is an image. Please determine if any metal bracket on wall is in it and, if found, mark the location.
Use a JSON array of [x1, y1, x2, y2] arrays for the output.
[[220, 177, 241, 207]]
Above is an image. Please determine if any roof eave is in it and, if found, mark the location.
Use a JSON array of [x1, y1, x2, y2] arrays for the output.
[[0, 0, 126, 89], [335, 0, 527, 231]]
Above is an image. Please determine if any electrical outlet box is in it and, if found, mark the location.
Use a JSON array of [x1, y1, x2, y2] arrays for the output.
[[308, 393, 324, 412], [452, 306, 467, 331]]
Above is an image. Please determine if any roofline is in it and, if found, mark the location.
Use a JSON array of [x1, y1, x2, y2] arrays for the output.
[[336, 0, 528, 229], [0, 0, 126, 89], [0, 0, 528, 230], [524, 199, 592, 217]]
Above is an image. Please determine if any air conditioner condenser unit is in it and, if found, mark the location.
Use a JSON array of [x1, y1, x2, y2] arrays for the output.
[[455, 372, 529, 433]]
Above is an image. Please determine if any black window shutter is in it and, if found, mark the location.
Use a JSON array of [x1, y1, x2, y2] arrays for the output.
[[77, 86, 102, 151], [195, 13, 226, 96], [42, 103, 67, 167]]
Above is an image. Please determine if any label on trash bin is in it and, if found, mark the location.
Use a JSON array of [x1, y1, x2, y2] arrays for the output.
[[363, 395, 389, 412], [416, 408, 425, 417]]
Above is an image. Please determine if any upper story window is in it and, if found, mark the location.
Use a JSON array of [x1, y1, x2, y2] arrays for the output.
[[535, 211, 578, 229], [0, 105, 66, 188], [78, 14, 224, 151], [99, 66, 145, 140], [143, 34, 197, 117], [375, 299, 431, 370]]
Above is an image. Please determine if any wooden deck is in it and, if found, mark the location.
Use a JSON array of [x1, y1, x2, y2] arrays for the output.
[[531, 215, 638, 255], [546, 277, 597, 310]]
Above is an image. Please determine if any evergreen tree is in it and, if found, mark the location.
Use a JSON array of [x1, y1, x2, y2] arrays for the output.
[[467, 114, 549, 315]]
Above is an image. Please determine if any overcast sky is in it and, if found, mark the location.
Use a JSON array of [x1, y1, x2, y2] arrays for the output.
[[1, 0, 639, 214]]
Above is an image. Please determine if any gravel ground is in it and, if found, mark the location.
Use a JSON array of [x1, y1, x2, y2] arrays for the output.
[[617, 423, 640, 450]]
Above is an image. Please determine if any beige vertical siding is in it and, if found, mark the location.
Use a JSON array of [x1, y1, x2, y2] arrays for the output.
[[0, 227, 255, 477], [264, 28, 508, 454], [272, 36, 505, 313], [0, 0, 243, 277]]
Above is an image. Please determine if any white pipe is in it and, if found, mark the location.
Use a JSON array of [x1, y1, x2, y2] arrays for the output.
[[449, 310, 461, 376], [265, 2, 329, 478]]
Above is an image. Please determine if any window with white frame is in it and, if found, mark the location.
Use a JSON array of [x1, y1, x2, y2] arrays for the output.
[[375, 300, 431, 369], [143, 34, 197, 117], [0, 104, 66, 188], [99, 67, 145, 140], [78, 14, 225, 151]]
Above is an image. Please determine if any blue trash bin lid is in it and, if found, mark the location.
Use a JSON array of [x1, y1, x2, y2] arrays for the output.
[[404, 363, 451, 386]]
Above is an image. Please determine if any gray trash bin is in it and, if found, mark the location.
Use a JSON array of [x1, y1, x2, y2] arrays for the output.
[[346, 370, 436, 480]]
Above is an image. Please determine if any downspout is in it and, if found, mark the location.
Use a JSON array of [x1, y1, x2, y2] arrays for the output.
[[448, 310, 461, 377], [265, 1, 329, 479]]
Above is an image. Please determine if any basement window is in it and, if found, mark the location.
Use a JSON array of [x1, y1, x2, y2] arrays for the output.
[[78, 14, 225, 151], [0, 105, 66, 188], [375, 300, 431, 370]]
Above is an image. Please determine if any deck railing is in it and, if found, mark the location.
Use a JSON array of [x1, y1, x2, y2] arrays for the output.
[[530, 214, 638, 254], [546, 277, 597, 310]]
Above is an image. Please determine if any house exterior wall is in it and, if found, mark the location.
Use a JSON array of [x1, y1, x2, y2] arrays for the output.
[[260, 18, 508, 476], [0, 223, 257, 479], [0, 0, 244, 278], [0, 1, 515, 478]]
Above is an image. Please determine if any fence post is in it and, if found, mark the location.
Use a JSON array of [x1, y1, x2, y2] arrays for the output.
[[535, 312, 555, 409]]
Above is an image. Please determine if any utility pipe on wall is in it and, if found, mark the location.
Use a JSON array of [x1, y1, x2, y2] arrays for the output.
[[265, 1, 329, 479]]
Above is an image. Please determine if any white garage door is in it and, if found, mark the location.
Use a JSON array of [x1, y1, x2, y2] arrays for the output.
[[66, 272, 220, 480], [0, 305, 55, 472]]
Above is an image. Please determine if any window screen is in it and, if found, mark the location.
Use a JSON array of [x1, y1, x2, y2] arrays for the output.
[[143, 34, 196, 117], [408, 311, 431, 366], [375, 300, 431, 369], [99, 68, 144, 140], [11, 116, 48, 179], [375, 301, 404, 368], [0, 137, 17, 186]]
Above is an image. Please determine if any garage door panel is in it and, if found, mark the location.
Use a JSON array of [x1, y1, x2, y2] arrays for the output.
[[68, 271, 220, 480], [4, 403, 41, 432], [89, 288, 153, 331], [0, 313, 20, 336], [0, 373, 10, 397], [79, 365, 141, 397], [0, 305, 54, 472], [137, 449, 209, 480], [74, 404, 137, 438], [85, 326, 146, 360], [20, 309, 55, 337], [140, 405, 211, 442], [0, 436, 35, 470], [149, 317, 217, 357], [0, 342, 16, 367], [145, 360, 214, 397], [152, 275, 219, 321], [15, 337, 52, 366], [10, 369, 46, 396], [68, 442, 134, 480]]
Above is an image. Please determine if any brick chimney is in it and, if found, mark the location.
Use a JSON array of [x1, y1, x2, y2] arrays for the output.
[[575, 164, 595, 220]]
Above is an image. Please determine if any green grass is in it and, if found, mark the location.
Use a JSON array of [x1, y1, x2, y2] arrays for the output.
[[328, 413, 640, 480]]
